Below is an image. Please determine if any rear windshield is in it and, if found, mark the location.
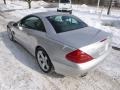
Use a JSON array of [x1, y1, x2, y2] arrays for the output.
[[47, 15, 88, 33], [60, 0, 70, 3]]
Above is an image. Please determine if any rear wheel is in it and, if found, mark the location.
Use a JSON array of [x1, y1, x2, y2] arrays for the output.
[[69, 10, 72, 14], [7, 27, 14, 41], [36, 48, 53, 73]]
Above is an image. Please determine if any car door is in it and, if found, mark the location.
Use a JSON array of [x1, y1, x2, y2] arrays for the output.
[[14, 16, 34, 49], [19, 15, 46, 55]]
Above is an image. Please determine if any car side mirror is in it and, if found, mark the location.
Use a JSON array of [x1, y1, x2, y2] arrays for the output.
[[18, 23, 23, 31], [13, 23, 18, 27]]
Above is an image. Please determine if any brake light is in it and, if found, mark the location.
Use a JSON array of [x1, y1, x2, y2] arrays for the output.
[[66, 49, 93, 63]]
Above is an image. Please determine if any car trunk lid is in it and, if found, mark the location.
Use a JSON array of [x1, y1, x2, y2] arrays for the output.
[[57, 27, 111, 58]]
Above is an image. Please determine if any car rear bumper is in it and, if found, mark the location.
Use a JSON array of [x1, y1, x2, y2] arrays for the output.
[[52, 47, 111, 76]]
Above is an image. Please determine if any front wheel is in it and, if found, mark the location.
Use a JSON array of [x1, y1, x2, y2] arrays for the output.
[[69, 10, 72, 14], [36, 48, 53, 73], [7, 27, 14, 41]]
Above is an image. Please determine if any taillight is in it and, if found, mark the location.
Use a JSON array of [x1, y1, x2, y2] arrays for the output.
[[100, 38, 107, 42], [66, 49, 93, 63]]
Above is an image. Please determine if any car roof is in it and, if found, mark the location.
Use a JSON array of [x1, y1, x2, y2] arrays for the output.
[[31, 11, 70, 18]]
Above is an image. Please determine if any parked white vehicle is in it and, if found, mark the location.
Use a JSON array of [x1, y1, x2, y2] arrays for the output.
[[57, 0, 72, 14]]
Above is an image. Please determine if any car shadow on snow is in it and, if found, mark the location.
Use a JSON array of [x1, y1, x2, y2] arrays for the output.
[[1, 31, 64, 78]]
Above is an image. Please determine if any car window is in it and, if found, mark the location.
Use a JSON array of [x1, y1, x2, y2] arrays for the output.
[[21, 16, 45, 32], [60, 0, 70, 3], [47, 15, 88, 33]]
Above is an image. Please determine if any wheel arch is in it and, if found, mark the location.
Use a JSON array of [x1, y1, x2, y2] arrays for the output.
[[35, 45, 55, 70], [7, 25, 15, 35], [35, 46, 43, 56]]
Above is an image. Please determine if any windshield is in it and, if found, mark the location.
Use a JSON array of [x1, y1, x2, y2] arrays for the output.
[[60, 0, 70, 3], [47, 15, 88, 33]]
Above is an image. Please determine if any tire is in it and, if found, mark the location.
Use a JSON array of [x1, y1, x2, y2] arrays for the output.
[[69, 10, 72, 14], [36, 47, 53, 73], [57, 9, 60, 12], [7, 27, 14, 41]]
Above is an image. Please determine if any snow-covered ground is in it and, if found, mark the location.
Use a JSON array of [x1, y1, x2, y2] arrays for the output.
[[0, 0, 120, 90]]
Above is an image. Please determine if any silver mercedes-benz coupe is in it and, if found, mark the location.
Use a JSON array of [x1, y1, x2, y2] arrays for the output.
[[7, 12, 111, 76]]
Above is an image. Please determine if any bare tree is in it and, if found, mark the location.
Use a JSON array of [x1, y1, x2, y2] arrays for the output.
[[25, 0, 32, 9], [3, 0, 6, 4], [107, 0, 113, 15]]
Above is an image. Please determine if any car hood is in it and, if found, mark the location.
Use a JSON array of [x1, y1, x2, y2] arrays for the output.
[[55, 27, 110, 48]]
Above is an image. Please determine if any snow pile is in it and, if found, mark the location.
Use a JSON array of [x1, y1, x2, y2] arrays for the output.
[[73, 4, 96, 14], [38, 0, 49, 7], [31, 0, 50, 8], [0, 1, 27, 11], [9, 7, 47, 19], [102, 19, 120, 28], [81, 4, 88, 8], [0, 1, 48, 19], [0, 0, 49, 11]]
